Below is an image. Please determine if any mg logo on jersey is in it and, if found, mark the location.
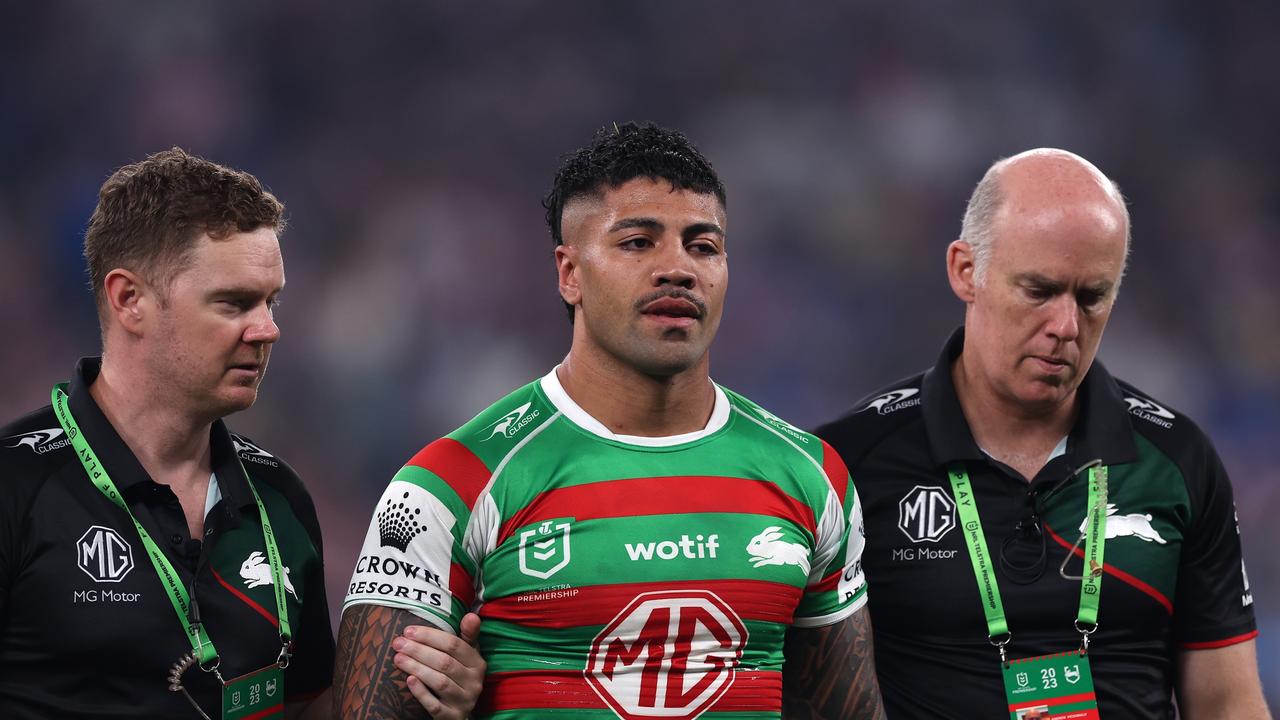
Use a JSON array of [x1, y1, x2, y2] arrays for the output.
[[77, 525, 134, 583], [898, 485, 956, 543], [586, 590, 747, 720], [518, 519, 572, 579]]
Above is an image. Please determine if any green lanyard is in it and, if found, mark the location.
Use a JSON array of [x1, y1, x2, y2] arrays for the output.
[[52, 384, 292, 670], [947, 461, 1108, 660]]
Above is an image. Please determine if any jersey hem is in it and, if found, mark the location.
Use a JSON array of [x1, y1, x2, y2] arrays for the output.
[[1178, 629, 1258, 650]]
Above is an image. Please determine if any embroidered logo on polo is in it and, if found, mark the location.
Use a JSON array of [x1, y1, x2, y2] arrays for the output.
[[240, 551, 299, 601], [232, 435, 280, 467], [77, 525, 135, 583], [863, 388, 920, 415], [745, 526, 810, 575], [378, 490, 427, 551], [1077, 504, 1167, 544], [483, 402, 540, 441], [585, 590, 747, 720], [4, 428, 71, 455], [1123, 396, 1175, 429], [898, 485, 956, 543], [518, 519, 572, 579]]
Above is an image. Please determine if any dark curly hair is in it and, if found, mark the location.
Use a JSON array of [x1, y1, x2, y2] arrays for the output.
[[84, 147, 284, 322], [543, 122, 726, 320]]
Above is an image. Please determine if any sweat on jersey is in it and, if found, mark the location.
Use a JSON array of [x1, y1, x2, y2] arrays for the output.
[[344, 369, 866, 719]]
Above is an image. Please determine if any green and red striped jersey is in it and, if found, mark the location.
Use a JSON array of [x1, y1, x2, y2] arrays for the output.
[[344, 369, 866, 719]]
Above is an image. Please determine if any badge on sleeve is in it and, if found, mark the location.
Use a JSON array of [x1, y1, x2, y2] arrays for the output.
[[1002, 650, 1099, 719]]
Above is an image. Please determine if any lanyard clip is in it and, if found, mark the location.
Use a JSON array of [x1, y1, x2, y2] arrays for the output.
[[277, 640, 293, 669], [1075, 620, 1098, 654], [989, 632, 1012, 664]]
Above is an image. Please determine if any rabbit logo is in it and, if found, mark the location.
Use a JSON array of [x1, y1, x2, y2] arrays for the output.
[[746, 526, 810, 576]]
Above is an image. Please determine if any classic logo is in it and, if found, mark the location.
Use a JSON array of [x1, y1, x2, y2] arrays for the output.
[[746, 526, 810, 575], [77, 525, 134, 583], [863, 388, 920, 415], [4, 428, 70, 455], [586, 590, 747, 720], [756, 407, 810, 444], [483, 402, 540, 441], [378, 489, 428, 552], [898, 485, 956, 543], [232, 435, 280, 467], [1078, 504, 1166, 544], [240, 550, 299, 601], [1124, 396, 1175, 429], [519, 519, 572, 579]]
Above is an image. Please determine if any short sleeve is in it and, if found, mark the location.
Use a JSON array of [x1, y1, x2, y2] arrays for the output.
[[342, 440, 486, 635], [1173, 440, 1257, 648], [792, 441, 868, 627]]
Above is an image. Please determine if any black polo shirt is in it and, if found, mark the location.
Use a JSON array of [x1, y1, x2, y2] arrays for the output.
[[0, 358, 334, 718], [815, 329, 1256, 719]]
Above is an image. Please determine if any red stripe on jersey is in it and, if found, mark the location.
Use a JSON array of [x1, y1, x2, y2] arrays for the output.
[[406, 438, 491, 510], [496, 476, 815, 546], [1009, 691, 1096, 711], [211, 567, 278, 628], [820, 440, 850, 506], [1180, 630, 1258, 650], [1045, 524, 1173, 614], [809, 568, 843, 593], [477, 669, 782, 714], [479, 579, 804, 628], [449, 562, 475, 609]]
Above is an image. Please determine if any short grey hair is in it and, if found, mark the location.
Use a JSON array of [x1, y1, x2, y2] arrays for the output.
[[959, 153, 1131, 286]]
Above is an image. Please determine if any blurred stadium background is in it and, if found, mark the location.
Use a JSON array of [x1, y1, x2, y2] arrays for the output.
[[3, 2, 1277, 707]]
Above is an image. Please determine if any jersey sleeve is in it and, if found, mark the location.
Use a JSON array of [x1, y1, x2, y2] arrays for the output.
[[792, 441, 868, 628], [1173, 438, 1257, 648], [342, 438, 488, 634]]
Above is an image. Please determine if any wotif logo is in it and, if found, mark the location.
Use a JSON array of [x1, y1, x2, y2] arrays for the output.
[[864, 388, 920, 415], [625, 534, 719, 561], [586, 590, 746, 720], [484, 402, 540, 441], [77, 525, 134, 583]]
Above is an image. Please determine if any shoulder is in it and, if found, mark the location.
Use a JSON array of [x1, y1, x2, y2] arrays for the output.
[[227, 429, 324, 547], [0, 404, 77, 500], [1113, 377, 1219, 464], [721, 386, 824, 450], [812, 371, 927, 470]]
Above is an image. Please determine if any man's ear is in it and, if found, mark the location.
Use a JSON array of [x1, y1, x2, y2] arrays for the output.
[[101, 268, 152, 337], [555, 244, 582, 308], [946, 240, 977, 304]]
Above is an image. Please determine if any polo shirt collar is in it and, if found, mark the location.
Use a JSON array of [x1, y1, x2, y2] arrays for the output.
[[920, 328, 1137, 470], [66, 357, 254, 516]]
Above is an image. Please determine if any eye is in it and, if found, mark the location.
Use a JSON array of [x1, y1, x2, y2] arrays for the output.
[[1077, 291, 1106, 311], [620, 236, 653, 250], [688, 239, 721, 256], [1024, 286, 1053, 301]]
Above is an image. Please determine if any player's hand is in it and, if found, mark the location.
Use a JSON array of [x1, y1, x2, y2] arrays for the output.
[[392, 612, 486, 720]]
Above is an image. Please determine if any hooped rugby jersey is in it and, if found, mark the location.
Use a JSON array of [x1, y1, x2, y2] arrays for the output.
[[345, 369, 867, 719]]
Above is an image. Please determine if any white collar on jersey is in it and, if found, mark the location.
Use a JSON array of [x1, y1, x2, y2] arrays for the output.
[[539, 366, 731, 447]]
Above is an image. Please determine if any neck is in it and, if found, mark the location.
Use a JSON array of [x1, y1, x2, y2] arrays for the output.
[[90, 354, 214, 494], [557, 348, 716, 437], [952, 351, 1077, 479]]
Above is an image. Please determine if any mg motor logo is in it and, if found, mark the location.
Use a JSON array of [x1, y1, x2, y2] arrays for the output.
[[77, 525, 135, 582], [586, 590, 747, 720], [898, 485, 956, 543]]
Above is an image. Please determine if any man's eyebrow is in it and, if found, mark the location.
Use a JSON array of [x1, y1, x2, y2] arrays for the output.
[[682, 222, 725, 239], [1014, 273, 1115, 295], [609, 217, 664, 233]]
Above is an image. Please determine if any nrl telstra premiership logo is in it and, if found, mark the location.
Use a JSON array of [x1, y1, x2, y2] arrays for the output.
[[518, 519, 572, 579]]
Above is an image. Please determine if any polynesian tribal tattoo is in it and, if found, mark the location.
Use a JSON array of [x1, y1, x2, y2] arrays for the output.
[[782, 607, 886, 719], [334, 604, 430, 719]]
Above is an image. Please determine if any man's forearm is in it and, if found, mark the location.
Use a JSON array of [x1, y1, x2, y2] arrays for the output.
[[334, 604, 429, 719]]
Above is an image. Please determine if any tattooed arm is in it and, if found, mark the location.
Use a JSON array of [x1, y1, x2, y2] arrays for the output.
[[334, 605, 486, 720], [782, 606, 885, 720]]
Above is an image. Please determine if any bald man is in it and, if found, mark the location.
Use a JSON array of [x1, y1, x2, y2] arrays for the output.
[[817, 150, 1268, 718]]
